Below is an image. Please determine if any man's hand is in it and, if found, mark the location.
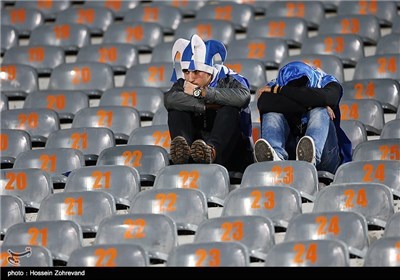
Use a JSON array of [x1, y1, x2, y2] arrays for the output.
[[183, 81, 197, 96], [256, 85, 280, 98], [326, 106, 335, 120]]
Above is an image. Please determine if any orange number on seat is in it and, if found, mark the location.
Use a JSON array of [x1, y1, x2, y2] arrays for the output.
[[46, 95, 66, 110], [315, 215, 340, 236], [293, 243, 318, 264], [178, 170, 200, 189], [340, 103, 359, 120], [94, 248, 117, 267], [64, 197, 83, 216], [77, 9, 95, 24], [39, 154, 57, 172], [148, 66, 165, 82], [1, 65, 17, 80], [71, 132, 88, 149], [379, 145, 400, 160], [143, 7, 159, 21], [125, 26, 143, 42], [72, 67, 92, 84], [152, 130, 170, 148], [221, 221, 244, 241], [248, 42, 265, 59], [214, 6, 232, 21], [268, 21, 286, 37], [196, 24, 212, 40], [10, 9, 26, 24], [54, 25, 70, 40], [363, 163, 385, 182], [92, 171, 111, 189], [120, 91, 137, 106], [354, 82, 375, 99], [323, 36, 345, 53], [271, 165, 294, 184], [18, 112, 39, 129], [344, 188, 368, 208], [96, 110, 113, 126], [195, 248, 221, 267], [250, 190, 275, 209], [0, 134, 8, 151], [340, 18, 360, 33], [155, 193, 177, 212], [286, 3, 305, 17], [27, 227, 47, 246], [5, 172, 27, 191], [28, 47, 45, 62], [98, 47, 118, 63], [122, 150, 142, 167], [123, 218, 146, 239]]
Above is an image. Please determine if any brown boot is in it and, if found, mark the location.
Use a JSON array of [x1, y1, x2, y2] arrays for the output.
[[170, 136, 190, 164], [191, 139, 216, 164]]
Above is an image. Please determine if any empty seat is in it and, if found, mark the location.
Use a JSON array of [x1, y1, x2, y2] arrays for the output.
[[249, 100, 260, 123], [264, 239, 350, 267], [0, 195, 25, 238], [83, 0, 140, 19], [94, 213, 178, 263], [381, 119, 400, 139], [364, 237, 400, 267], [150, 41, 175, 63], [340, 120, 367, 153], [128, 125, 170, 153], [222, 186, 303, 231], [45, 127, 115, 165], [1, 7, 44, 37], [0, 93, 8, 112], [37, 191, 116, 235], [376, 33, 400, 55], [3, 45, 65, 76], [354, 54, 400, 81], [99, 87, 164, 119], [15, 0, 70, 21], [0, 64, 38, 100], [384, 212, 400, 238], [67, 244, 148, 267], [241, 161, 319, 202], [1, 108, 60, 146], [392, 15, 400, 34], [225, 58, 267, 93], [0, 245, 52, 267], [48, 62, 114, 99], [313, 182, 395, 229], [152, 107, 168, 126], [157, 0, 207, 17], [0, 129, 31, 168], [167, 241, 250, 267], [3, 220, 83, 264], [284, 211, 369, 258], [194, 215, 275, 261], [0, 168, 53, 211], [29, 23, 91, 53], [353, 139, 399, 161], [72, 106, 140, 144], [1, 25, 18, 55], [23, 90, 89, 123], [334, 160, 400, 199], [339, 99, 385, 135], [65, 165, 140, 209], [130, 188, 208, 234], [97, 145, 170, 185]]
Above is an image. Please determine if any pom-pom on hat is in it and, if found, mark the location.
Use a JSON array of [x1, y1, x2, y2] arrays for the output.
[[170, 34, 227, 82]]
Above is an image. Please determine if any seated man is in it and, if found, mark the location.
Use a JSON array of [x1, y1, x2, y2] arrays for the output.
[[165, 34, 254, 173], [255, 61, 352, 174]]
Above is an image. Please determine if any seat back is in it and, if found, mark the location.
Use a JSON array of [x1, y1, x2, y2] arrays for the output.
[[225, 58, 267, 93], [1, 7, 44, 36], [0, 195, 25, 236], [0, 245, 52, 267], [353, 139, 400, 161], [364, 237, 400, 267], [167, 241, 250, 267], [67, 244, 148, 267], [353, 54, 400, 81], [130, 188, 208, 233], [65, 165, 140, 209], [0, 64, 38, 99], [150, 42, 175, 63], [393, 15, 400, 34], [94, 213, 178, 263], [376, 33, 400, 55], [1, 25, 18, 54], [340, 120, 367, 152], [157, 0, 207, 17], [128, 125, 170, 153], [0, 168, 53, 211], [152, 107, 168, 125], [15, 0, 70, 21], [0, 129, 31, 167], [194, 215, 275, 261], [83, 0, 140, 19], [264, 239, 350, 267], [0, 93, 7, 112], [284, 211, 369, 258], [3, 220, 83, 263], [384, 212, 400, 238]]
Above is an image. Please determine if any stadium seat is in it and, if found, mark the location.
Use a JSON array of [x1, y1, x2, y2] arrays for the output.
[[130, 188, 208, 234], [264, 239, 350, 267], [48, 62, 115, 99], [2, 220, 83, 264], [0, 245, 53, 267], [67, 244, 148, 267], [167, 241, 250, 267], [0, 129, 31, 168], [0, 93, 8, 112], [97, 145, 170, 185], [284, 211, 369, 258], [157, 0, 207, 17], [83, 0, 140, 19], [153, 163, 229, 207], [353, 54, 400, 81], [13, 147, 85, 186], [36, 191, 116, 235], [29, 23, 91, 53], [0, 168, 53, 211], [76, 43, 139, 74], [193, 215, 275, 262], [2, 45, 65, 76], [72, 106, 140, 144], [248, 100, 260, 123], [152, 107, 168, 126], [150, 41, 175, 63], [352, 139, 399, 161], [128, 125, 170, 153], [1, 108, 60, 146], [376, 33, 400, 55], [15, 0, 70, 21], [252, 122, 261, 143], [383, 212, 400, 238], [340, 120, 367, 153], [364, 237, 400, 267], [94, 213, 178, 263], [381, 119, 400, 139], [99, 87, 164, 120], [240, 161, 319, 202], [1, 25, 18, 55], [339, 99, 385, 135], [313, 182, 395, 229], [23, 90, 89, 123], [1, 64, 38, 100], [392, 15, 400, 34], [225, 58, 267, 93], [1, 7, 44, 37], [0, 195, 25, 238], [222, 186, 302, 231], [64, 165, 140, 209]]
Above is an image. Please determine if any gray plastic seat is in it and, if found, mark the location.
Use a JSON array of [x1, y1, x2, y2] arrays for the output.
[[128, 125, 170, 153], [353, 139, 399, 161], [0, 129, 31, 168], [353, 54, 400, 81], [23, 90, 89, 123], [65, 165, 140, 209], [37, 191, 116, 235], [376, 33, 400, 55], [130, 188, 208, 234], [1, 108, 60, 146], [152, 107, 168, 125], [167, 241, 250, 267], [94, 213, 178, 263], [83, 0, 140, 19], [264, 239, 350, 267], [0, 168, 53, 211], [381, 119, 400, 140], [3, 45, 65, 76], [0, 93, 8, 112], [0, 64, 38, 100], [384, 212, 400, 238], [1, 25, 18, 55], [48, 62, 114, 99], [0, 245, 53, 267], [1, 7, 44, 37], [45, 127, 115, 165], [14, 0, 70, 21], [67, 244, 148, 267], [249, 100, 260, 123], [99, 87, 164, 119], [393, 15, 400, 34], [222, 186, 302, 231], [364, 237, 400, 267], [340, 120, 367, 153], [284, 211, 369, 258], [194, 215, 275, 261], [241, 161, 319, 202], [3, 220, 83, 264], [225, 58, 267, 93], [313, 182, 395, 229], [156, 0, 207, 17], [150, 42, 175, 63], [0, 195, 25, 237]]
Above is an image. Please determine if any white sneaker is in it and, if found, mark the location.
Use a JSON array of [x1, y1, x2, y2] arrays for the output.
[[254, 139, 281, 162], [296, 136, 316, 165]]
